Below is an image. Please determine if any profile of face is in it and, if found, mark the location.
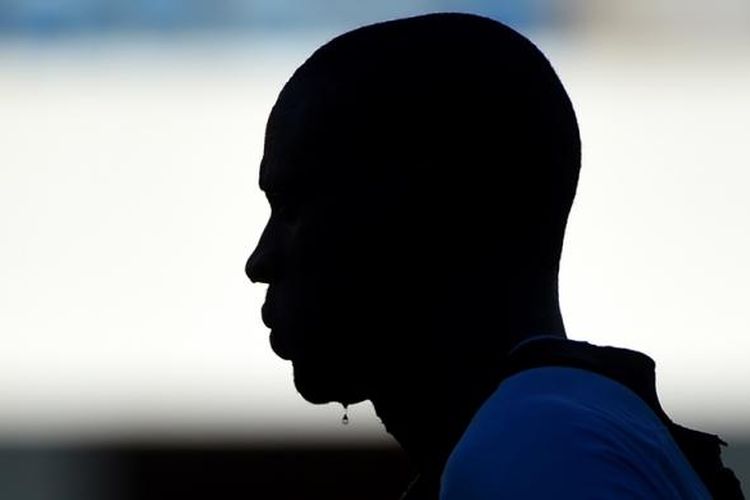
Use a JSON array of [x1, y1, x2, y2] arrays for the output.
[[245, 13, 581, 408], [245, 90, 417, 407]]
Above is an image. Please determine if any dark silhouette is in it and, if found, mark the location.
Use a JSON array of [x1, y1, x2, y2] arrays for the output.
[[246, 13, 744, 499]]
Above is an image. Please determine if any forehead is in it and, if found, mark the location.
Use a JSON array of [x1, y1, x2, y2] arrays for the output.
[[259, 83, 331, 194], [259, 82, 367, 197], [259, 104, 303, 193]]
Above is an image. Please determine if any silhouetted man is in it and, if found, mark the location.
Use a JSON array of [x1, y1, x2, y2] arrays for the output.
[[246, 13, 743, 499]]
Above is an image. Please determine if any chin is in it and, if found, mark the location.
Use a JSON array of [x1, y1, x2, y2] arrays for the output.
[[292, 360, 368, 406]]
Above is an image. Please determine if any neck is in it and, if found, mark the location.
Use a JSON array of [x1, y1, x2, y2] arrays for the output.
[[371, 306, 566, 473], [371, 362, 499, 469]]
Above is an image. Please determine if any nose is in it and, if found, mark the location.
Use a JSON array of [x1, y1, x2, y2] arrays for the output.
[[246, 222, 276, 284]]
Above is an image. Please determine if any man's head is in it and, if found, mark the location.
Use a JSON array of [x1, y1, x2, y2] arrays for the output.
[[246, 13, 580, 406]]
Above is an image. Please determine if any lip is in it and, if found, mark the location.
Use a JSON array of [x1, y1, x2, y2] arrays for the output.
[[261, 302, 293, 360], [261, 302, 273, 329], [269, 330, 293, 361]]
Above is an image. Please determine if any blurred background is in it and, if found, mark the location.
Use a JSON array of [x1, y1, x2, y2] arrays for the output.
[[0, 1, 748, 498]]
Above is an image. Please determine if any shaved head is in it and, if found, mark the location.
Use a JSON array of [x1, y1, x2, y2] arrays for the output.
[[268, 13, 580, 265], [248, 13, 581, 406]]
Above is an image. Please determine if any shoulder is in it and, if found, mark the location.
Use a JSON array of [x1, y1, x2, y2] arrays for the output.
[[440, 367, 686, 499], [458, 366, 669, 446]]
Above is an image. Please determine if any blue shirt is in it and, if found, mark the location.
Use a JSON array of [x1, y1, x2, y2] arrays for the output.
[[440, 366, 711, 499]]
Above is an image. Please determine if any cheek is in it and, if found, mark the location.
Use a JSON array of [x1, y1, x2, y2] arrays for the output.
[[282, 205, 403, 340]]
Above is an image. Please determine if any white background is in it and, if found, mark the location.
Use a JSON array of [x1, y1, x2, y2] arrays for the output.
[[0, 32, 748, 443]]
